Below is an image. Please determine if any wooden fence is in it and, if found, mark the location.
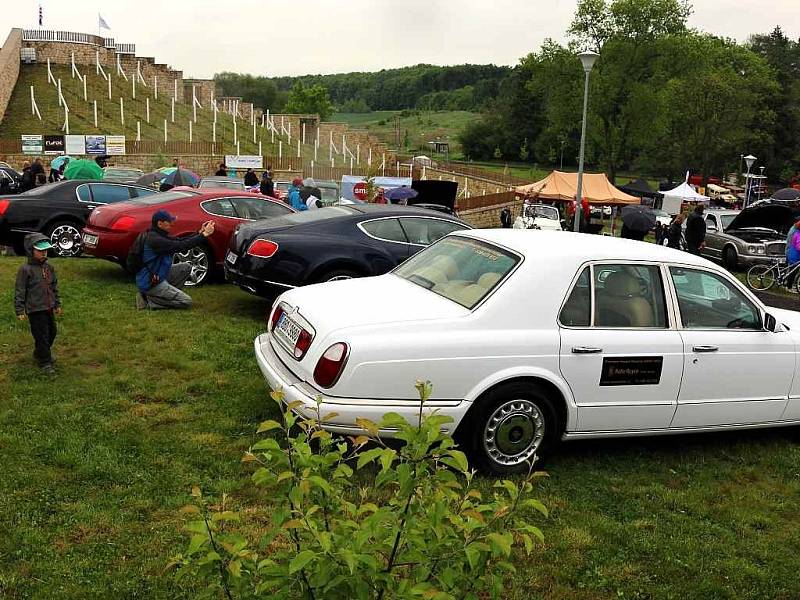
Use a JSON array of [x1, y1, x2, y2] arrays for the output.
[[437, 161, 532, 186], [457, 190, 517, 212]]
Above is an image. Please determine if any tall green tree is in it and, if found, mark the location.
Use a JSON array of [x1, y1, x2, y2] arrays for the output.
[[283, 82, 334, 120]]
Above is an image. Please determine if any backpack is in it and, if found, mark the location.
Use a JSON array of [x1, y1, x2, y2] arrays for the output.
[[126, 231, 149, 273]]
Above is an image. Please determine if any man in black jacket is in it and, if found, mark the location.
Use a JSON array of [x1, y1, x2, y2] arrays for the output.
[[684, 205, 706, 255]]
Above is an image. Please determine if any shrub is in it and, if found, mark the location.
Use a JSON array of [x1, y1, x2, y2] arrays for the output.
[[170, 381, 548, 599]]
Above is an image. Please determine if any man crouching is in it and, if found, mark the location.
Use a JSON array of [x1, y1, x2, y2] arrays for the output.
[[135, 209, 215, 310]]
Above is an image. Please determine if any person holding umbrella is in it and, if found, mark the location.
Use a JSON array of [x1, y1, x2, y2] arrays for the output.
[[620, 204, 656, 241]]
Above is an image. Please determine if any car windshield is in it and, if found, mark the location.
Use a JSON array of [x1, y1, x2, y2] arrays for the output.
[[720, 214, 737, 230], [104, 168, 141, 178], [200, 180, 244, 190], [394, 236, 520, 309], [524, 204, 559, 220], [131, 190, 198, 205]]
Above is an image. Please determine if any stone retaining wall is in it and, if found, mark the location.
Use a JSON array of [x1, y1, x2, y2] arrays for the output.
[[0, 29, 23, 127], [458, 199, 521, 229]]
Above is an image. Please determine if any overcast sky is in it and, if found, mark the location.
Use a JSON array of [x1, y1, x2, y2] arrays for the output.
[[5, 1, 800, 78]]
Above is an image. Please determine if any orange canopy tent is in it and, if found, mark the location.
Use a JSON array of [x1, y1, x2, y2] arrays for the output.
[[515, 171, 639, 205]]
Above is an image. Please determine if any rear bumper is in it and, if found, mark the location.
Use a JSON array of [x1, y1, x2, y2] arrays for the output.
[[225, 265, 293, 298], [81, 228, 130, 263], [253, 333, 469, 436]]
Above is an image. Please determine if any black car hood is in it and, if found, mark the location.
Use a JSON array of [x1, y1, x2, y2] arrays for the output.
[[725, 204, 797, 235]]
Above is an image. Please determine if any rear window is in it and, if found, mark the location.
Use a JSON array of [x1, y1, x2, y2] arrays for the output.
[[132, 190, 198, 205], [394, 236, 519, 309]]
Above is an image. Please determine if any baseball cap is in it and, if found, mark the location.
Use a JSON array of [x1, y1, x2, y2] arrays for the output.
[[32, 239, 54, 251], [153, 209, 176, 223]]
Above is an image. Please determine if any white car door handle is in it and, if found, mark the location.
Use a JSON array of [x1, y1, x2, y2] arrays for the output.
[[571, 346, 603, 354], [692, 345, 719, 353]]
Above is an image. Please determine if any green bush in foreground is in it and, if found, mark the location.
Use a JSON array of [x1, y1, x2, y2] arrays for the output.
[[171, 381, 548, 599]]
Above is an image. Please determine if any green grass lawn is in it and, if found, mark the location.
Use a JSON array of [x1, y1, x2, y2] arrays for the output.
[[2, 256, 800, 598], [332, 110, 480, 156]]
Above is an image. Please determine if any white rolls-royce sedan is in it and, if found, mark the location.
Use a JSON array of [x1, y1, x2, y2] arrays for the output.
[[254, 230, 800, 474]]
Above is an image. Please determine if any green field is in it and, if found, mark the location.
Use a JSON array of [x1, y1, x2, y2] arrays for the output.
[[2, 256, 800, 598], [332, 110, 480, 157]]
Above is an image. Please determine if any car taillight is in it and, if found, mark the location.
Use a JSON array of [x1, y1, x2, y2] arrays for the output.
[[294, 330, 313, 359], [111, 216, 135, 231], [270, 304, 284, 331], [313, 343, 349, 388], [0, 199, 9, 215], [247, 239, 279, 258]]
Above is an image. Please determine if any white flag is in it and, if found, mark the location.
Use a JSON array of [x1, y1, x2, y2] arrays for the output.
[[99, 14, 110, 30]]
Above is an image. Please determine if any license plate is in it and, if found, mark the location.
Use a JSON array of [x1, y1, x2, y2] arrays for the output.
[[275, 313, 301, 348], [83, 233, 98, 247], [225, 250, 237, 265]]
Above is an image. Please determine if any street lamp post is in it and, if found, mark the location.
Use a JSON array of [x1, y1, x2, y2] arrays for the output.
[[574, 50, 600, 232], [743, 154, 756, 207], [758, 166, 765, 202]]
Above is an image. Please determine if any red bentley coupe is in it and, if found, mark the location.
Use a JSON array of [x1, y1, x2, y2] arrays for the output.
[[81, 189, 294, 285]]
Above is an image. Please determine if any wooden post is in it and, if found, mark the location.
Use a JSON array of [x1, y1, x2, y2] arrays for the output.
[[120, 97, 125, 127], [164, 119, 168, 143], [93, 100, 98, 127], [368, 147, 372, 166], [136, 120, 141, 141], [357, 144, 360, 165], [237, 140, 240, 155], [258, 140, 262, 156], [108, 76, 111, 101], [233, 116, 238, 145], [302, 123, 306, 145], [297, 139, 300, 158], [171, 97, 175, 123], [189, 120, 193, 143], [173, 78, 177, 101], [279, 140, 282, 160], [154, 76, 158, 99], [146, 97, 150, 123], [83, 76, 87, 102], [30, 86, 35, 114], [132, 74, 136, 100], [57, 78, 62, 106], [253, 119, 256, 144], [212, 121, 216, 143]]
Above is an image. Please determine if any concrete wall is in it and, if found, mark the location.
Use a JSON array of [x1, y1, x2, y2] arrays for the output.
[[0, 29, 23, 127]]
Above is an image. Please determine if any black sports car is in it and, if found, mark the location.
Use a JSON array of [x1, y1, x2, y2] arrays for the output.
[[0, 180, 158, 256], [224, 205, 471, 298]]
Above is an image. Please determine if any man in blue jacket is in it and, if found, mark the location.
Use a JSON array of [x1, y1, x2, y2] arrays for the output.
[[287, 177, 308, 211], [135, 210, 215, 310]]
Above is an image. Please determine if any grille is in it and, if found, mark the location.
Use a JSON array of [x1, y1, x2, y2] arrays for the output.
[[766, 241, 785, 256]]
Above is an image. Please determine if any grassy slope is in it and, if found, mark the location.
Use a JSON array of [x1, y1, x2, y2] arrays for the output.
[[1, 257, 800, 598], [0, 65, 303, 156], [332, 110, 480, 156]]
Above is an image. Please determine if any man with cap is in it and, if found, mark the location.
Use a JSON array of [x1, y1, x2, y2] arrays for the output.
[[14, 233, 62, 374], [286, 177, 308, 211], [135, 210, 215, 310]]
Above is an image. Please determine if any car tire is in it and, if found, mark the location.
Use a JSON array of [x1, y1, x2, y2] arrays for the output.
[[317, 269, 360, 283], [723, 246, 738, 271], [173, 244, 212, 286], [47, 221, 84, 257], [462, 381, 560, 475]]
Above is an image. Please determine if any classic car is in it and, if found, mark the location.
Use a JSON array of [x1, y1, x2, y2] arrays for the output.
[[254, 229, 800, 474], [0, 180, 158, 256], [701, 204, 792, 270], [513, 203, 564, 231], [225, 205, 470, 298], [82, 190, 294, 285], [0, 166, 22, 195]]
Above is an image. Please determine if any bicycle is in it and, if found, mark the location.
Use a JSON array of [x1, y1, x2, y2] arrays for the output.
[[746, 259, 800, 292]]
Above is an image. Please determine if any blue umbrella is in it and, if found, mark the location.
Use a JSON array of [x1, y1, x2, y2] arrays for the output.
[[50, 155, 72, 171], [385, 186, 418, 202], [162, 168, 200, 187]]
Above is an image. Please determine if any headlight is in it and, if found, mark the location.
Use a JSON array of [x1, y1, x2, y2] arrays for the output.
[[757, 246, 766, 255], [747, 245, 757, 254]]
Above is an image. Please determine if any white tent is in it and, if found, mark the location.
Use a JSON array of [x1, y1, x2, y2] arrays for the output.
[[660, 181, 709, 214]]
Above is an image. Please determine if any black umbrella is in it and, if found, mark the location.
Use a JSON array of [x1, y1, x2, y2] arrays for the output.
[[621, 204, 656, 232], [771, 187, 800, 201], [136, 171, 168, 186]]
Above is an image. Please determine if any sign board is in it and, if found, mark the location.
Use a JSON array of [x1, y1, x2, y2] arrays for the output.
[[106, 135, 126, 155], [340, 175, 412, 202], [353, 182, 368, 201], [65, 135, 86, 155], [21, 134, 43, 154], [44, 135, 65, 155], [225, 155, 263, 169], [85, 135, 107, 155]]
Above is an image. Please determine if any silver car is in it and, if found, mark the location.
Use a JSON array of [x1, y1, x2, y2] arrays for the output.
[[701, 207, 788, 270]]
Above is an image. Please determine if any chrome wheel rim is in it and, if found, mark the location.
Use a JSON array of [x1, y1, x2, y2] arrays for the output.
[[174, 246, 209, 286], [483, 400, 543, 466], [50, 225, 82, 256]]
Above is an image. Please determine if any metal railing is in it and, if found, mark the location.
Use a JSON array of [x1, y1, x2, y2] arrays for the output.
[[116, 43, 136, 55], [22, 30, 105, 46]]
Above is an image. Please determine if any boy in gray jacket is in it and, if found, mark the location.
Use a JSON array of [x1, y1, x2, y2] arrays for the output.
[[14, 233, 62, 374]]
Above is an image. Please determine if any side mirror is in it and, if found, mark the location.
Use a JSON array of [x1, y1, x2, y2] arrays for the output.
[[764, 313, 778, 332], [707, 225, 717, 232]]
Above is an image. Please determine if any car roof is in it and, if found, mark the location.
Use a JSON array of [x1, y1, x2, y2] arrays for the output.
[[345, 204, 461, 218], [456, 229, 711, 268]]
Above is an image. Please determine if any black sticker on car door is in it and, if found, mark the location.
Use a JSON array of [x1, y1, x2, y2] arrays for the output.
[[600, 357, 663, 386]]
